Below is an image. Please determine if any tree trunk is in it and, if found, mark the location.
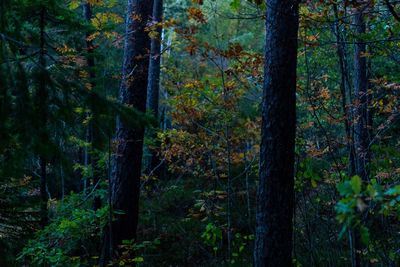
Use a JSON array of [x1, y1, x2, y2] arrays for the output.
[[353, 5, 370, 183], [83, 1, 101, 211], [333, 3, 356, 177], [254, 1, 299, 266], [333, 5, 359, 266], [0, 1, 6, 144], [146, 0, 163, 176], [353, 4, 371, 267], [100, 0, 152, 264], [147, 0, 163, 117], [38, 6, 48, 227]]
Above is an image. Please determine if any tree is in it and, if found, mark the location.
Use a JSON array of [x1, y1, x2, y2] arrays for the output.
[[147, 0, 163, 119], [83, 0, 101, 210], [332, 3, 355, 177], [353, 3, 371, 183], [254, 1, 299, 266], [352, 3, 372, 266], [100, 0, 153, 264], [36, 5, 49, 227], [146, 0, 164, 176]]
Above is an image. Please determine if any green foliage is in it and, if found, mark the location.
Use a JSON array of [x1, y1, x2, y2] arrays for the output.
[[336, 176, 400, 263], [112, 238, 160, 266], [17, 192, 108, 266], [230, 0, 241, 11], [229, 232, 254, 266], [201, 222, 222, 253]]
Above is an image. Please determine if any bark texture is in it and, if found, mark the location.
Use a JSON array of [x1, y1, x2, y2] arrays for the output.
[[100, 0, 153, 264], [146, 0, 164, 177], [353, 5, 370, 183], [147, 0, 163, 117], [353, 5, 372, 267], [83, 1, 101, 210], [38, 6, 48, 227], [333, 4, 356, 176], [254, 1, 299, 266]]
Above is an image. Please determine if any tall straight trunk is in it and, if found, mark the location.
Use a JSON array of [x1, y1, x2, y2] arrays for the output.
[[146, 0, 163, 175], [333, 4, 355, 176], [38, 6, 48, 227], [147, 0, 163, 116], [100, 0, 152, 264], [83, 2, 95, 84], [353, 5, 370, 183], [0, 58, 6, 147], [254, 1, 299, 266], [353, 4, 371, 267], [160, 28, 173, 132], [244, 141, 251, 228], [83, 1, 101, 210], [333, 4, 358, 266], [39, 156, 47, 226], [0, 1, 5, 142], [91, 123, 102, 211]]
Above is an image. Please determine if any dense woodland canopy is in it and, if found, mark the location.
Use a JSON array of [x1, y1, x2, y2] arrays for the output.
[[1, 0, 400, 266]]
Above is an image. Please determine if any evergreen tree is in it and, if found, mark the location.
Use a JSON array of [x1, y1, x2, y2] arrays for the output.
[[254, 1, 299, 266]]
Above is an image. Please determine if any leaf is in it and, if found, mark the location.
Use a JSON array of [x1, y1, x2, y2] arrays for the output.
[[360, 226, 370, 245], [187, 7, 206, 23], [230, 0, 240, 11], [311, 179, 317, 188], [336, 201, 354, 214], [351, 176, 362, 194], [337, 181, 352, 197], [133, 257, 144, 262], [91, 13, 123, 29], [385, 185, 400, 196], [113, 210, 126, 215], [338, 225, 347, 240], [68, 0, 80, 10]]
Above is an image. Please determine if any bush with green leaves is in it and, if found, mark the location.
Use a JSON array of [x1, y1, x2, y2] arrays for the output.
[[17, 191, 108, 266], [336, 175, 400, 264]]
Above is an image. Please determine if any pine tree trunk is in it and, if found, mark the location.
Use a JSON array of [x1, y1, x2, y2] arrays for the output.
[[254, 1, 299, 266], [83, 1, 101, 211], [38, 6, 48, 227], [100, 0, 153, 264], [147, 0, 163, 117], [146, 0, 163, 176], [353, 6, 370, 183]]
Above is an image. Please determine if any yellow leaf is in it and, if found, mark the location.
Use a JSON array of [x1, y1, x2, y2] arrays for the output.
[[91, 13, 123, 29], [86, 32, 100, 42], [133, 257, 144, 262], [311, 179, 317, 188], [68, 0, 80, 10]]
